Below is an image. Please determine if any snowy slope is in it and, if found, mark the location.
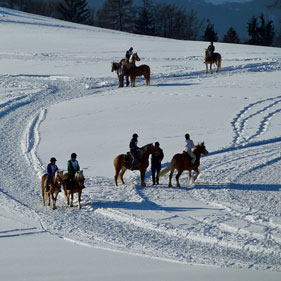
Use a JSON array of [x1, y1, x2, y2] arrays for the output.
[[1, 7, 281, 280]]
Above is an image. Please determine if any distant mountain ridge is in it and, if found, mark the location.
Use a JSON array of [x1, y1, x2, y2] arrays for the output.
[[90, 0, 281, 40]]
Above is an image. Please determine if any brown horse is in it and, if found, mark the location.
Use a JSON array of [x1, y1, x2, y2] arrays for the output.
[[62, 170, 85, 209], [159, 143, 208, 187], [111, 62, 125, 87], [41, 170, 63, 210], [114, 143, 155, 187], [121, 53, 150, 87], [204, 49, 221, 73]]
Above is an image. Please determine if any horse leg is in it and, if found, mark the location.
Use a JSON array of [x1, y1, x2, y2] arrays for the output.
[[140, 169, 146, 186], [119, 167, 126, 185], [70, 192, 74, 207], [187, 170, 192, 185], [175, 170, 183, 187], [193, 168, 200, 183], [126, 75, 129, 87], [205, 63, 208, 74], [114, 166, 121, 186], [210, 63, 213, 74], [51, 192, 57, 210], [47, 191, 51, 206], [78, 190, 82, 209], [168, 169, 174, 187]]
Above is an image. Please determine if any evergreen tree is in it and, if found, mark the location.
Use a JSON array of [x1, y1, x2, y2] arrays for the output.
[[134, 0, 155, 35], [202, 20, 218, 42], [247, 14, 275, 46], [223, 27, 240, 43], [57, 0, 93, 25], [96, 0, 134, 32]]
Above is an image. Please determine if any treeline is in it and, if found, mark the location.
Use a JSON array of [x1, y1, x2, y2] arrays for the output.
[[2, 0, 281, 47]]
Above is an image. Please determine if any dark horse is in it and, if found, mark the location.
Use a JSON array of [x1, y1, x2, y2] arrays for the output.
[[114, 143, 155, 186], [111, 61, 129, 87], [159, 143, 208, 187], [121, 53, 150, 87], [204, 49, 221, 73]]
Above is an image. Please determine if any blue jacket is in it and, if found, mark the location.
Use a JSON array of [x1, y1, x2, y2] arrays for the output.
[[47, 163, 58, 177]]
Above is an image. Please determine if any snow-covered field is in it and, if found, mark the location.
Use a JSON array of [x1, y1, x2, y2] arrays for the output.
[[1, 7, 281, 280]]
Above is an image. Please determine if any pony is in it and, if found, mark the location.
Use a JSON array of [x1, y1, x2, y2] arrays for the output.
[[41, 170, 63, 210], [111, 62, 125, 87], [159, 143, 208, 187], [62, 170, 85, 209], [114, 143, 155, 187], [204, 49, 221, 73]]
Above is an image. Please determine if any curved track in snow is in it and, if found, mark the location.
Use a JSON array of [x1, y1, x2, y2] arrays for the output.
[[1, 54, 281, 271]]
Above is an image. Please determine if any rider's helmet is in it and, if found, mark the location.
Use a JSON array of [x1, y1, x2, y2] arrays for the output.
[[185, 133, 190, 139], [71, 153, 77, 159], [132, 133, 138, 138], [50, 157, 57, 162], [129, 47, 133, 51], [155, 142, 160, 147]]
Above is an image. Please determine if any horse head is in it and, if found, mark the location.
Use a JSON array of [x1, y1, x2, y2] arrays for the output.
[[141, 143, 155, 156], [111, 62, 119, 72], [129, 53, 140, 64], [55, 170, 64, 185], [194, 142, 208, 156], [74, 170, 85, 188]]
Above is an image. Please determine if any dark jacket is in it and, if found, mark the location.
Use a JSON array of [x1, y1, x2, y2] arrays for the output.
[[208, 44, 215, 53], [130, 138, 140, 154], [151, 148, 164, 166], [47, 163, 58, 177], [67, 159, 80, 176]]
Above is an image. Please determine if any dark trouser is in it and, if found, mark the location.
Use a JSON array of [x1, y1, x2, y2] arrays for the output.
[[130, 151, 138, 167], [45, 175, 53, 191], [151, 165, 161, 185]]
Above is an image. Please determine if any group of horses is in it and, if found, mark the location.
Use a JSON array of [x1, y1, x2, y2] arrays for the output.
[[114, 142, 208, 188], [111, 52, 151, 87], [41, 170, 85, 210], [111, 49, 221, 87]]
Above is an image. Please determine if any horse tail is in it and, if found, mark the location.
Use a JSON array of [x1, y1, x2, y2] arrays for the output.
[[159, 165, 171, 177]]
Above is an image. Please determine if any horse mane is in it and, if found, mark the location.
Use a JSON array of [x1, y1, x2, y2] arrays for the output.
[[192, 142, 205, 152], [141, 143, 153, 149]]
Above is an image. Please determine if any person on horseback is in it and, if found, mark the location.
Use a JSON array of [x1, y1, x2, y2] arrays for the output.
[[125, 47, 133, 63], [207, 41, 215, 60], [184, 134, 196, 166], [45, 157, 59, 192], [66, 153, 84, 189], [129, 133, 140, 169], [151, 142, 164, 185]]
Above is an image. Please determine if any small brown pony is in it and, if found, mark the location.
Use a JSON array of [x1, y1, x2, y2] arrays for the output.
[[159, 143, 208, 187], [114, 143, 155, 186], [41, 170, 63, 210], [62, 170, 85, 209], [111, 62, 126, 87], [204, 49, 221, 73]]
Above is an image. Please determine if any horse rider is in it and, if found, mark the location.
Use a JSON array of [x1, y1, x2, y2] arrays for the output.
[[66, 152, 81, 189], [45, 157, 59, 192], [125, 47, 133, 63], [207, 41, 215, 60], [184, 133, 196, 166], [151, 142, 164, 185], [129, 133, 141, 169]]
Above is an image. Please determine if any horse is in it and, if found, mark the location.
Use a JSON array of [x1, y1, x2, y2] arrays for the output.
[[41, 170, 63, 210], [204, 49, 221, 73], [114, 143, 155, 187], [111, 62, 125, 87], [159, 143, 208, 187], [62, 170, 85, 209]]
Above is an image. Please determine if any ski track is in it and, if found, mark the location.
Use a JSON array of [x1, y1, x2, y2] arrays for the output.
[[0, 56, 281, 271]]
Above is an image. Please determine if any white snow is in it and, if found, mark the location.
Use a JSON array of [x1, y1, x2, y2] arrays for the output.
[[1, 7, 281, 280]]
